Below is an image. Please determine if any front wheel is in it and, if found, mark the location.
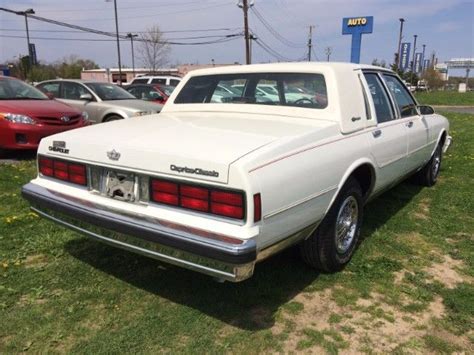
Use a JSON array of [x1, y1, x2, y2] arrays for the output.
[[300, 177, 364, 272], [414, 144, 442, 187]]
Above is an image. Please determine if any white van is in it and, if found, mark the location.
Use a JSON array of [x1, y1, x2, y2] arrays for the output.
[[131, 75, 182, 86]]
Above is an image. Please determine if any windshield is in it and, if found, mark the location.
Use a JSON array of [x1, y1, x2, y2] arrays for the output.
[[85, 82, 136, 101], [174, 72, 328, 109], [0, 78, 48, 100], [159, 85, 175, 96]]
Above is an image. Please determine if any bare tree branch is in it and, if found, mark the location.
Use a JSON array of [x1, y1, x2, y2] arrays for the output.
[[138, 25, 170, 73]]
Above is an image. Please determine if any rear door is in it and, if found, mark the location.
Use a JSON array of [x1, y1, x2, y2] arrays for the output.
[[363, 72, 408, 191], [381, 74, 430, 173]]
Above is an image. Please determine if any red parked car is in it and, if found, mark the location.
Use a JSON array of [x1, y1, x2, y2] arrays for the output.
[[125, 84, 175, 104], [0, 76, 89, 152]]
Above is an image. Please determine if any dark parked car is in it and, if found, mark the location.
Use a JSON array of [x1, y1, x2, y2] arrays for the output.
[[0, 76, 88, 153]]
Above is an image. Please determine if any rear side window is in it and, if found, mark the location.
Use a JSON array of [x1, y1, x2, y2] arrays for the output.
[[170, 79, 180, 86], [382, 74, 418, 118], [363, 73, 395, 123], [38, 82, 60, 97]]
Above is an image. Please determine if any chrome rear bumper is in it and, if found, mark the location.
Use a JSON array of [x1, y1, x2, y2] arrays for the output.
[[21, 183, 257, 282]]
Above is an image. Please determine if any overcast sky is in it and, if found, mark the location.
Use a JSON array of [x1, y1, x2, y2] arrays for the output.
[[0, 0, 473, 75]]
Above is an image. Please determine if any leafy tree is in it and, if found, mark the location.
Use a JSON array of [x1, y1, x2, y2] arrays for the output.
[[421, 68, 444, 90]]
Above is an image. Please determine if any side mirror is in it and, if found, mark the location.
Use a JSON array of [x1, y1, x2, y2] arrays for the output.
[[45, 92, 55, 100], [80, 93, 93, 101], [418, 105, 435, 115]]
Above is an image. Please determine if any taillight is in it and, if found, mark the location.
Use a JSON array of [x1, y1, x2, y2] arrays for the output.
[[151, 179, 179, 206], [38, 156, 87, 186], [150, 178, 245, 220], [38, 157, 53, 177], [253, 193, 261, 222]]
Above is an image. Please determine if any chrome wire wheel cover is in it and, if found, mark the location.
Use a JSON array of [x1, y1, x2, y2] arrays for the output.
[[335, 196, 359, 254], [432, 152, 441, 179]]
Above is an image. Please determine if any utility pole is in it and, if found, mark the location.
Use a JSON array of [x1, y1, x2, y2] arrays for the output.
[[307, 25, 315, 61], [16, 9, 35, 69], [108, 0, 122, 85], [396, 18, 405, 69], [325, 47, 332, 62], [126, 33, 138, 77], [237, 0, 253, 64], [411, 34, 417, 85]]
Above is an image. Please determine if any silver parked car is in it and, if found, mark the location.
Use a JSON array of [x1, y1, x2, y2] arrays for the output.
[[36, 80, 162, 123]]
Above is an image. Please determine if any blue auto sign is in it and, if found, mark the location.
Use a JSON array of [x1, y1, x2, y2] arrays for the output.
[[342, 16, 374, 63]]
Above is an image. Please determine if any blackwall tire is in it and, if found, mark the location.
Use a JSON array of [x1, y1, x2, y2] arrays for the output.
[[300, 177, 364, 272], [414, 144, 442, 187]]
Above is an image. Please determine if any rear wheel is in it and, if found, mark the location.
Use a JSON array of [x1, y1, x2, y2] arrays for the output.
[[414, 144, 442, 187], [300, 177, 363, 272]]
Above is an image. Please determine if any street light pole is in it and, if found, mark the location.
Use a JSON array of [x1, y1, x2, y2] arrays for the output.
[[126, 33, 138, 78], [396, 18, 405, 69], [421, 44, 426, 72], [411, 34, 418, 85]]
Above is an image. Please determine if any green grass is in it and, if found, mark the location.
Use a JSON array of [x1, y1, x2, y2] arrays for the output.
[[415, 91, 474, 106], [1, 112, 473, 353]]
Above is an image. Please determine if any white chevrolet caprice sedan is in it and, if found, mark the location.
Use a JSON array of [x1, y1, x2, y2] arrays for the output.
[[22, 63, 451, 282]]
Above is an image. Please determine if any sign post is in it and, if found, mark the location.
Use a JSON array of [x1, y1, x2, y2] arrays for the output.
[[342, 16, 374, 63]]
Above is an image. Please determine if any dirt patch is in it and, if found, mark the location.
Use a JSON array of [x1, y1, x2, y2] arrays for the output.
[[414, 198, 431, 220], [23, 254, 49, 269], [424, 254, 466, 289], [273, 288, 462, 353]]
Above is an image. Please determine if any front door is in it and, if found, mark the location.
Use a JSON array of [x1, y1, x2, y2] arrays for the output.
[[60, 82, 100, 123], [363, 72, 408, 192], [381, 74, 430, 173]]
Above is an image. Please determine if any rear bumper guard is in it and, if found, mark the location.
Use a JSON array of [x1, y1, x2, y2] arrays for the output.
[[21, 183, 257, 282]]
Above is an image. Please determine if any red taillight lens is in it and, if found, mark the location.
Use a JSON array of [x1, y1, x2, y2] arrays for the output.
[[211, 202, 243, 219], [38, 156, 87, 186], [53, 160, 68, 180], [68, 163, 87, 186], [181, 196, 209, 212], [150, 178, 245, 220], [211, 190, 243, 206], [151, 179, 179, 206], [181, 185, 208, 200], [253, 193, 261, 222], [38, 157, 54, 177], [152, 180, 178, 195]]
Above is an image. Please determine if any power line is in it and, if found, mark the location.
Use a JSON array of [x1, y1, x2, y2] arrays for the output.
[[251, 6, 305, 48], [0, 33, 242, 45], [0, 7, 242, 45], [0, 27, 242, 34]]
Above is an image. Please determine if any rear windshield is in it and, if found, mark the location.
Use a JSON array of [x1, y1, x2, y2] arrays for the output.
[[174, 72, 328, 109]]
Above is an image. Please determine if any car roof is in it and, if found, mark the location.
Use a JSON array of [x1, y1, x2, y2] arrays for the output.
[[37, 79, 113, 85], [186, 62, 393, 77]]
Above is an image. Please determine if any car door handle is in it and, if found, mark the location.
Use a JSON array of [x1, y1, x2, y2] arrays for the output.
[[372, 129, 382, 138], [406, 121, 414, 128]]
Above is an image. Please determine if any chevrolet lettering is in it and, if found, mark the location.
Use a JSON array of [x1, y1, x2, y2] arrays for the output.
[[22, 63, 452, 282]]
